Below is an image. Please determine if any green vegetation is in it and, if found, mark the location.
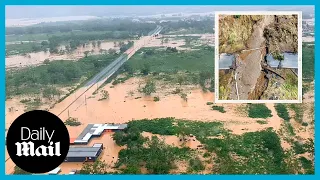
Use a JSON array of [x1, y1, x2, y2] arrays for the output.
[[125, 47, 214, 92], [98, 90, 109, 101], [154, 96, 160, 102], [141, 80, 156, 96], [13, 166, 31, 175], [43, 86, 61, 100], [188, 158, 205, 172], [302, 45, 314, 82], [128, 47, 214, 73], [275, 104, 290, 121], [247, 104, 272, 119], [256, 120, 268, 124], [161, 18, 213, 35], [272, 52, 284, 61], [293, 139, 314, 155], [64, 117, 81, 126], [206, 102, 213, 105], [23, 98, 42, 112], [299, 157, 314, 174], [288, 104, 303, 123], [6, 53, 118, 97], [6, 42, 48, 56], [285, 122, 295, 136], [110, 118, 300, 174], [180, 92, 188, 102], [80, 159, 110, 174], [211, 105, 226, 113]]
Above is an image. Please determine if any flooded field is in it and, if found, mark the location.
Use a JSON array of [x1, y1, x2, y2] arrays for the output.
[[5, 41, 123, 68]]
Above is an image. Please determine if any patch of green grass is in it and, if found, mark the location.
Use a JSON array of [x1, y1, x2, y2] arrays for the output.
[[275, 104, 290, 121], [293, 141, 306, 154], [302, 46, 314, 82], [127, 47, 214, 73], [299, 157, 313, 174], [288, 104, 303, 123], [211, 105, 226, 113], [128, 118, 178, 135], [285, 122, 296, 136], [247, 104, 272, 119]]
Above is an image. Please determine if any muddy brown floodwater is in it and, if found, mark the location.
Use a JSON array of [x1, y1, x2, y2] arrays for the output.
[[5, 41, 124, 69]]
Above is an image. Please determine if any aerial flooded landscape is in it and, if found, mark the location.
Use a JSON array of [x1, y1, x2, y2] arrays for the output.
[[5, 6, 314, 175]]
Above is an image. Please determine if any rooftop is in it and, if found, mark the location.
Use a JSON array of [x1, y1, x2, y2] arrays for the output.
[[67, 143, 103, 158], [74, 123, 127, 144]]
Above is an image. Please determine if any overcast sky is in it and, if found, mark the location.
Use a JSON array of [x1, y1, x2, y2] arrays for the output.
[[6, 5, 314, 19]]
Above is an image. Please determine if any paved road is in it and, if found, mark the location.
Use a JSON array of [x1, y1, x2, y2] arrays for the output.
[[52, 25, 163, 118]]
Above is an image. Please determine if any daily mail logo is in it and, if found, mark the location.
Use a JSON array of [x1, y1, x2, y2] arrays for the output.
[[6, 110, 70, 174], [15, 127, 61, 157]]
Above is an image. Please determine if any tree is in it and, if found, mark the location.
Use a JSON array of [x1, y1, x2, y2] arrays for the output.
[[84, 51, 90, 58], [177, 75, 185, 86], [41, 41, 49, 46], [92, 41, 96, 48], [141, 63, 150, 75], [123, 63, 134, 75], [100, 90, 109, 100], [43, 59, 50, 65], [80, 159, 108, 174], [108, 48, 116, 55], [180, 93, 188, 102], [43, 86, 61, 100], [97, 41, 102, 47], [142, 80, 156, 95]]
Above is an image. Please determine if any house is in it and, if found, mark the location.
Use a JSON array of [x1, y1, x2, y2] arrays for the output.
[[65, 143, 103, 162], [72, 124, 127, 145]]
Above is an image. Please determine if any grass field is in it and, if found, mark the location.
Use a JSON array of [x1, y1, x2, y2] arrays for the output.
[[127, 46, 214, 73]]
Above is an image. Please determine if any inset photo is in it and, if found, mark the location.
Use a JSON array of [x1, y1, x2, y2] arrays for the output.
[[215, 12, 302, 103]]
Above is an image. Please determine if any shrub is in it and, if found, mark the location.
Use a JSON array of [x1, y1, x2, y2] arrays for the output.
[[212, 105, 226, 113], [142, 81, 156, 95], [206, 102, 213, 105], [275, 104, 290, 121], [64, 117, 81, 126], [248, 104, 272, 118], [180, 93, 188, 102], [98, 90, 109, 101], [154, 96, 160, 102], [189, 158, 205, 172]]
